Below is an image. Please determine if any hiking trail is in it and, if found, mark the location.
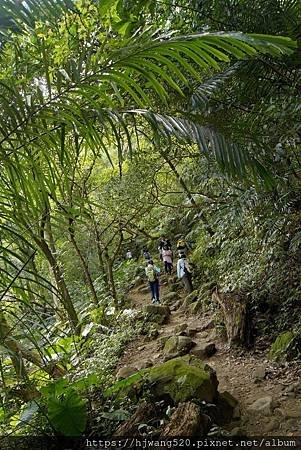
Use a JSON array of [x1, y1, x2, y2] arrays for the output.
[[116, 275, 301, 436]]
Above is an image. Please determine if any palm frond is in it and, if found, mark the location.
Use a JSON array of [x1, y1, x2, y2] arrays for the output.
[[188, 64, 239, 111], [129, 109, 274, 185]]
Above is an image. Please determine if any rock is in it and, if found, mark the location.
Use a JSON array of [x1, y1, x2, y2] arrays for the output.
[[116, 365, 138, 380], [187, 327, 197, 337], [148, 355, 218, 403], [163, 336, 195, 357], [268, 331, 294, 361], [139, 359, 153, 369], [174, 323, 188, 334], [144, 304, 170, 324], [247, 396, 274, 416], [162, 292, 179, 305], [217, 391, 240, 422], [191, 342, 217, 359], [253, 366, 266, 382], [264, 418, 279, 432], [157, 336, 170, 349]]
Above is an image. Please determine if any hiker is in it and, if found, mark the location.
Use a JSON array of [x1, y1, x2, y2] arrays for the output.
[[176, 235, 187, 255], [142, 246, 151, 261], [145, 259, 160, 304], [125, 249, 133, 260], [177, 253, 193, 293], [162, 245, 173, 275], [164, 237, 172, 249]]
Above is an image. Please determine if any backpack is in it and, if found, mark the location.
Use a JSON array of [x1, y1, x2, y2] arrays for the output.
[[177, 239, 185, 248], [146, 266, 156, 282], [182, 259, 190, 275]]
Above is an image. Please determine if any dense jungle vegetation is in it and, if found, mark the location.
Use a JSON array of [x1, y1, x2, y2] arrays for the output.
[[0, 0, 300, 444]]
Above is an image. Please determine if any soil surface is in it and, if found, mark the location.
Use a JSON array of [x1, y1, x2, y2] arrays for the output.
[[117, 277, 301, 437]]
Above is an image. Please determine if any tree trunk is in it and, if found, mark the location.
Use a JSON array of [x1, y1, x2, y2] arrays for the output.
[[44, 217, 66, 320], [114, 402, 157, 436], [91, 217, 111, 295], [69, 218, 98, 305], [212, 288, 254, 348], [161, 402, 209, 437], [104, 250, 117, 305], [34, 237, 79, 332]]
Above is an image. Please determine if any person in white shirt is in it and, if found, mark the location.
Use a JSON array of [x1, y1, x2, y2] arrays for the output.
[[126, 249, 133, 259], [177, 253, 193, 293]]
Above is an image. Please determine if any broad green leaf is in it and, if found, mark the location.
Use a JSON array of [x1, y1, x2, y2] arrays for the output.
[[48, 390, 87, 436]]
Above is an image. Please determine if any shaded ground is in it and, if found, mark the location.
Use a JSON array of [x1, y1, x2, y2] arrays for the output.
[[117, 277, 301, 436]]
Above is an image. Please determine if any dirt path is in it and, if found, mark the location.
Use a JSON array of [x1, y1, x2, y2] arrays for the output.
[[117, 279, 301, 437]]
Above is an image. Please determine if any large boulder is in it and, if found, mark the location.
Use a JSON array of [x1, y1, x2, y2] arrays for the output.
[[144, 304, 171, 324], [147, 355, 218, 403]]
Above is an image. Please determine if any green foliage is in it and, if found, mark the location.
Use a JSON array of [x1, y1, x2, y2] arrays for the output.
[[104, 370, 146, 398], [47, 389, 87, 436], [100, 409, 131, 421], [269, 331, 295, 361]]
